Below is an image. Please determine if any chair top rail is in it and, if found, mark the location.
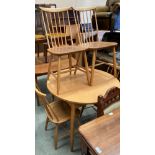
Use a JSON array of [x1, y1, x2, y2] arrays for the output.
[[74, 6, 96, 11], [40, 7, 72, 13]]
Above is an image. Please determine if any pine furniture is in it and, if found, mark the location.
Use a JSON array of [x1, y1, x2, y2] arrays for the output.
[[47, 69, 120, 151], [35, 87, 80, 149], [73, 7, 118, 85], [40, 7, 89, 95]]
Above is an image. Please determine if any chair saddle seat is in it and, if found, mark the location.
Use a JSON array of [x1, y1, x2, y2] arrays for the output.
[[47, 101, 70, 123], [47, 101, 80, 124], [83, 41, 118, 50], [47, 45, 87, 55]]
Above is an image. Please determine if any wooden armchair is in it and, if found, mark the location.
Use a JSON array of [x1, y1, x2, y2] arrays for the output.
[[35, 87, 80, 149], [97, 87, 120, 117]]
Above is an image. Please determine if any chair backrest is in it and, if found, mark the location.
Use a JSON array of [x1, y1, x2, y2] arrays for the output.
[[97, 87, 120, 117], [73, 7, 99, 44], [40, 7, 77, 48], [35, 87, 59, 121], [35, 4, 56, 34]]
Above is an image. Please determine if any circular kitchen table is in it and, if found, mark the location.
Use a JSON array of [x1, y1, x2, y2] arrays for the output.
[[47, 69, 120, 151]]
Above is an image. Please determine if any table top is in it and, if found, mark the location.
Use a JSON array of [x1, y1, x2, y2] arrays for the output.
[[79, 108, 120, 155], [47, 69, 120, 104]]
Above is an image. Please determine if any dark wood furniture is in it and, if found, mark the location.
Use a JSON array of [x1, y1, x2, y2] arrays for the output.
[[97, 87, 120, 117], [79, 108, 120, 155]]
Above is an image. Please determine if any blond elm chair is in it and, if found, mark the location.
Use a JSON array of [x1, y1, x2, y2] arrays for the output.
[[35, 87, 80, 149], [40, 7, 90, 94], [73, 7, 118, 85]]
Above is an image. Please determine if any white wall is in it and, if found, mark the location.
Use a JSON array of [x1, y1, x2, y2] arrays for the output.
[[35, 0, 107, 8]]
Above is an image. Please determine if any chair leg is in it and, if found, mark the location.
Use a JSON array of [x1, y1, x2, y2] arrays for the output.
[[68, 54, 72, 76], [83, 51, 90, 85], [77, 117, 81, 127], [47, 55, 52, 80], [35, 76, 40, 106], [37, 44, 40, 57], [45, 117, 49, 131], [57, 56, 61, 95], [80, 105, 86, 117], [36, 94, 40, 106], [54, 124, 59, 149], [74, 52, 81, 75], [44, 43, 48, 63], [90, 50, 96, 86]]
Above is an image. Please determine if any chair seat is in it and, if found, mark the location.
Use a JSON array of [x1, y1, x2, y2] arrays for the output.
[[47, 45, 87, 55], [47, 101, 80, 124], [83, 41, 117, 50]]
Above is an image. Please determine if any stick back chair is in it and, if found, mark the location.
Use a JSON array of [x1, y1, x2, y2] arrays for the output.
[[73, 7, 118, 85], [97, 87, 120, 117], [35, 4, 56, 59], [40, 7, 90, 94], [35, 87, 80, 149]]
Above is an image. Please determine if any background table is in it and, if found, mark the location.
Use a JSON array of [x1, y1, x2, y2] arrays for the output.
[[79, 108, 120, 155], [47, 69, 120, 151]]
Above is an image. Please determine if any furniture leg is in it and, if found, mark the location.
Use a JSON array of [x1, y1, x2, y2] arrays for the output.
[[47, 55, 52, 80], [80, 105, 86, 117], [36, 93, 40, 106], [57, 56, 61, 94], [44, 43, 48, 63], [70, 104, 75, 152], [74, 52, 81, 75], [54, 124, 59, 149], [45, 117, 49, 131], [68, 54, 72, 75], [35, 75, 40, 106], [37, 43, 39, 57], [90, 50, 96, 86], [113, 46, 117, 78], [83, 51, 90, 85]]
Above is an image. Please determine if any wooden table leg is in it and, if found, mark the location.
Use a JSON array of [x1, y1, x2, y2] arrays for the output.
[[113, 46, 117, 78], [90, 50, 96, 86], [70, 104, 75, 152]]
